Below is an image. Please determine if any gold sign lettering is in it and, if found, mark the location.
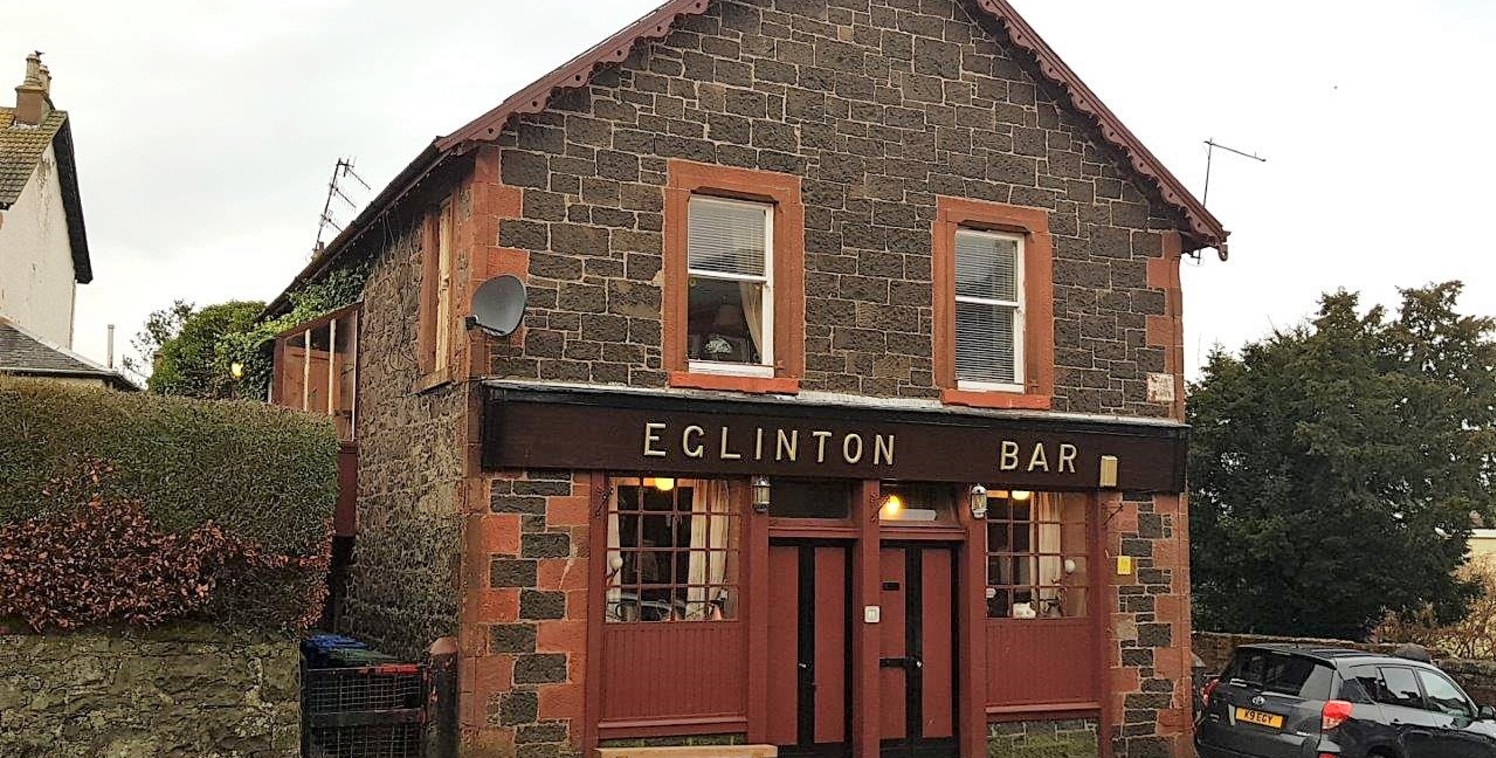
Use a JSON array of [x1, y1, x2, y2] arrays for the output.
[[1000, 441, 1021, 471], [1059, 444, 1078, 473], [777, 430, 799, 462], [683, 425, 706, 458], [843, 433, 864, 464], [812, 431, 833, 463], [1027, 443, 1049, 472], [720, 427, 742, 460], [644, 423, 668, 458], [874, 434, 895, 465]]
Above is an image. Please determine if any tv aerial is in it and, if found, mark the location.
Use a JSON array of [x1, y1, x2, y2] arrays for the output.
[[468, 275, 529, 337]]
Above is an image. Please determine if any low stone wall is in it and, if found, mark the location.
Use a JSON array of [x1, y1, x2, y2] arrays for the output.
[[1194, 631, 1496, 707], [0, 625, 299, 757]]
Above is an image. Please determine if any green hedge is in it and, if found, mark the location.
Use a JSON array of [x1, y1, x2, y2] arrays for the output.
[[0, 377, 337, 556]]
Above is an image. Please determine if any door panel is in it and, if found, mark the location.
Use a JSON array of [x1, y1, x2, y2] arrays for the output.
[[814, 547, 849, 745], [920, 549, 955, 741], [879, 548, 908, 742], [880, 545, 958, 758], [769, 541, 851, 758], [767, 545, 800, 746]]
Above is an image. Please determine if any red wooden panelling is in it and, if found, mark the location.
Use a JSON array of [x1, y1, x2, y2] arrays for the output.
[[922, 550, 955, 740], [766, 546, 800, 745], [986, 620, 1095, 707], [879, 549, 906, 741], [599, 623, 746, 723], [814, 547, 848, 745], [335, 443, 358, 537]]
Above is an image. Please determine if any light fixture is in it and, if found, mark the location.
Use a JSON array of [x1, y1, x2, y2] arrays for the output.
[[1011, 490, 1033, 502], [229, 361, 245, 380], [880, 494, 905, 519], [751, 476, 771, 513], [1063, 558, 1077, 575], [969, 485, 988, 519], [647, 477, 676, 492]]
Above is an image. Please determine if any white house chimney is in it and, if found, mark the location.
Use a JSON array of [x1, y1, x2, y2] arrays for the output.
[[12, 52, 52, 127]]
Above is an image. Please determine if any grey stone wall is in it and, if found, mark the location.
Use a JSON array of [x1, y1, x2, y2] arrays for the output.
[[988, 719, 1099, 758], [0, 626, 297, 758], [343, 222, 465, 659], [489, 0, 1187, 417]]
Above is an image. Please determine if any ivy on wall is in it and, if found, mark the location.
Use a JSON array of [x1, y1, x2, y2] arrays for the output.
[[224, 256, 374, 401]]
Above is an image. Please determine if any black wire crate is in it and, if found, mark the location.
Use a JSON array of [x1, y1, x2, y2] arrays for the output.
[[302, 661, 428, 758]]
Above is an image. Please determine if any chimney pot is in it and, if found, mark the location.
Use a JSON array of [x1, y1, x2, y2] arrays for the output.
[[12, 51, 52, 127]]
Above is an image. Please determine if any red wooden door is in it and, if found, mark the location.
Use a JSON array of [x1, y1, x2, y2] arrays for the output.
[[878, 545, 958, 758], [767, 542, 851, 757]]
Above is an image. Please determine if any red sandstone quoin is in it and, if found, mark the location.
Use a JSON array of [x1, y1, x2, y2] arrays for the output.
[[266, 1, 1224, 756]]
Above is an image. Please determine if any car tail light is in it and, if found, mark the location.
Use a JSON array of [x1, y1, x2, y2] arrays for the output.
[[1202, 678, 1220, 706], [1322, 700, 1354, 730]]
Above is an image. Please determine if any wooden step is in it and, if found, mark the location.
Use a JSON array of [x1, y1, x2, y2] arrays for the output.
[[594, 746, 778, 758]]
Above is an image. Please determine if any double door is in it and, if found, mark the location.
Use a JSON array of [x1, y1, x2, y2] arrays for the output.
[[767, 541, 957, 758]]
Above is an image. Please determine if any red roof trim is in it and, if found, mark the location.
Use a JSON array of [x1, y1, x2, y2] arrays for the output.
[[975, 0, 1227, 252], [436, 0, 711, 151], [439, 0, 1226, 252]]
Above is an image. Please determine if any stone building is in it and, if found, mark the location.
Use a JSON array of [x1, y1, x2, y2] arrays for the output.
[[265, 1, 1227, 756]]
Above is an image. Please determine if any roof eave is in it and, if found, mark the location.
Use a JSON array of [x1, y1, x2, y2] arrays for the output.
[[50, 118, 92, 284], [260, 141, 447, 321], [976, 0, 1227, 252]]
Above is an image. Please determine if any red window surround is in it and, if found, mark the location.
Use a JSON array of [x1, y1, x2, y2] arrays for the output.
[[932, 197, 1055, 410], [663, 159, 805, 395]]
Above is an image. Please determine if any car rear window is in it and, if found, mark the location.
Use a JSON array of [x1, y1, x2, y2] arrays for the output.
[[1225, 649, 1335, 699]]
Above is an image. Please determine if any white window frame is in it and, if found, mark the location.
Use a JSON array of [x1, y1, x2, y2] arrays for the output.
[[686, 195, 775, 378], [954, 228, 1025, 393]]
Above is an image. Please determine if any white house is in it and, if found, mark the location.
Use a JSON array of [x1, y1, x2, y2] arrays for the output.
[[0, 52, 127, 390]]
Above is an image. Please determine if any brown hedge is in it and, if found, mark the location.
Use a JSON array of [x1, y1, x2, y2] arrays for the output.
[[0, 378, 338, 630]]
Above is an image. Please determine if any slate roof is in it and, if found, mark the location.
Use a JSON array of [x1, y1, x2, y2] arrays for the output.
[[0, 106, 92, 283], [0, 318, 135, 390]]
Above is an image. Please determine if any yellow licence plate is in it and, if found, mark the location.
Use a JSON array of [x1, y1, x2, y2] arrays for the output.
[[1235, 707, 1284, 729]]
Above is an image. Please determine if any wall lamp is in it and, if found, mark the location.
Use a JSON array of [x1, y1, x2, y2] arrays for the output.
[[969, 484, 989, 519], [751, 476, 771, 514]]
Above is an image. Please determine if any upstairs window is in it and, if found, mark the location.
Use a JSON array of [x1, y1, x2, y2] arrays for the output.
[[663, 160, 805, 394], [419, 200, 456, 379], [687, 197, 774, 375], [933, 197, 1054, 410], [955, 229, 1024, 389]]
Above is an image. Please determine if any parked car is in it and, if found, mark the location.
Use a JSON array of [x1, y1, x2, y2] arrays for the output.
[[1197, 643, 1496, 758]]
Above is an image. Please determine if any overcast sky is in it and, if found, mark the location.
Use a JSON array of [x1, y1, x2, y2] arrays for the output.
[[5, 0, 1493, 378]]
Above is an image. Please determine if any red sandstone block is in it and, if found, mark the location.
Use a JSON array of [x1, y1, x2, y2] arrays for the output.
[[494, 186, 522, 218], [1156, 595, 1184, 623], [547, 495, 591, 527], [1112, 666, 1140, 693], [565, 589, 590, 620], [539, 683, 586, 732], [470, 514, 522, 557], [538, 619, 588, 655], [473, 654, 516, 709], [471, 588, 521, 624], [538, 558, 589, 591]]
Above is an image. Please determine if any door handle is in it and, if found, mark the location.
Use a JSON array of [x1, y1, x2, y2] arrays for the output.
[[797, 662, 810, 671]]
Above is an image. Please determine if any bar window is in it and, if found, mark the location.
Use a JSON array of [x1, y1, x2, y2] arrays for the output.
[[955, 229, 1024, 389], [986, 491, 1089, 619], [605, 477, 742, 623], [686, 197, 773, 375]]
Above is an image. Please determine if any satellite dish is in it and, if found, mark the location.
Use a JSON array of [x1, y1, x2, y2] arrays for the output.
[[468, 275, 527, 337]]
